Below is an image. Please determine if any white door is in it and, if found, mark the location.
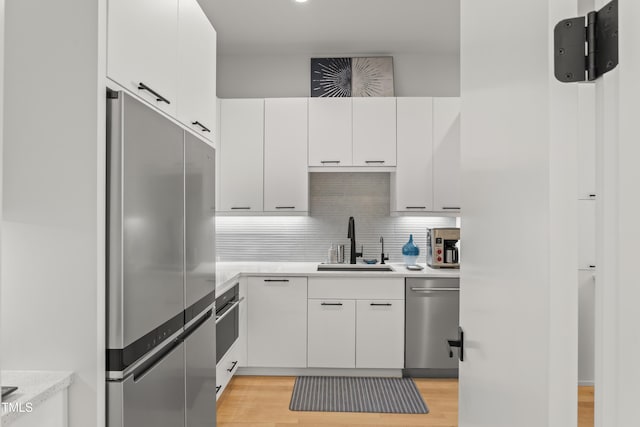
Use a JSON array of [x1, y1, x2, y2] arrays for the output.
[[593, 1, 640, 425], [459, 0, 579, 426], [177, 0, 216, 141], [433, 97, 461, 212], [355, 300, 404, 369], [107, 0, 178, 116], [247, 277, 307, 368], [218, 99, 264, 212], [264, 98, 308, 212], [394, 97, 434, 212], [352, 97, 397, 166], [307, 299, 355, 368], [308, 98, 352, 166]]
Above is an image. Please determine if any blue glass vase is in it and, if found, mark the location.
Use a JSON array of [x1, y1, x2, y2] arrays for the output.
[[402, 234, 419, 266]]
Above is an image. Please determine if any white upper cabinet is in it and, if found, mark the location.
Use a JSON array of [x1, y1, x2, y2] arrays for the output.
[[219, 99, 264, 212], [578, 84, 596, 200], [177, 0, 217, 142], [352, 97, 397, 166], [108, 0, 179, 116], [433, 97, 461, 212], [393, 97, 434, 212], [308, 98, 352, 166], [264, 98, 309, 213]]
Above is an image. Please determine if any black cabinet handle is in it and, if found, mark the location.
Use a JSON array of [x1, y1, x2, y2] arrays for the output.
[[442, 207, 461, 210], [406, 206, 426, 209], [589, 194, 596, 198], [589, 265, 596, 268], [231, 207, 251, 210], [320, 160, 340, 164], [137, 82, 170, 104], [275, 206, 295, 209], [264, 279, 290, 283], [192, 121, 211, 132], [370, 303, 392, 306], [216, 385, 222, 393], [227, 361, 238, 372], [321, 302, 343, 306], [365, 160, 385, 164]]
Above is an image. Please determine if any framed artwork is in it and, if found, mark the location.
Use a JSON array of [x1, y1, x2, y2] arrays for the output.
[[311, 57, 394, 97]]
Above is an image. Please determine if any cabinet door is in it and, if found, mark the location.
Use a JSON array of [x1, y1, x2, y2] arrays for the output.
[[356, 300, 404, 369], [394, 98, 434, 212], [177, 0, 217, 142], [352, 97, 397, 166], [308, 98, 352, 166], [264, 98, 309, 212], [247, 277, 307, 368], [578, 199, 596, 270], [307, 299, 356, 368], [219, 99, 264, 212], [578, 270, 595, 385], [433, 98, 461, 212], [578, 84, 596, 200], [108, 0, 178, 116]]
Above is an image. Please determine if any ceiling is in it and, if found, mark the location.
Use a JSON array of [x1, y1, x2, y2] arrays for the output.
[[199, 0, 460, 56]]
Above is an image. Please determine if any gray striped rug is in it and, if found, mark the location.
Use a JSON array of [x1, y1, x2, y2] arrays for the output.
[[289, 376, 428, 414]]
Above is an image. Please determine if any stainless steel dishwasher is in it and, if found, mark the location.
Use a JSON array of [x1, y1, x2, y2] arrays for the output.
[[404, 277, 460, 378]]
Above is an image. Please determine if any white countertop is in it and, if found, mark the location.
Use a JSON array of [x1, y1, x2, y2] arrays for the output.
[[216, 261, 459, 294], [1, 371, 73, 425]]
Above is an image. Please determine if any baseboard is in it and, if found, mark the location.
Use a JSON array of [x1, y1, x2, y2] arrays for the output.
[[236, 367, 402, 377], [578, 380, 594, 387]]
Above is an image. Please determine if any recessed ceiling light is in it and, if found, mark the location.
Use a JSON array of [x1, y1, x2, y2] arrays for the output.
[[295, 0, 308, 3]]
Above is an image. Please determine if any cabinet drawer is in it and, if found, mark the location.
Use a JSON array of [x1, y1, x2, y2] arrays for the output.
[[308, 277, 404, 300], [216, 342, 240, 400]]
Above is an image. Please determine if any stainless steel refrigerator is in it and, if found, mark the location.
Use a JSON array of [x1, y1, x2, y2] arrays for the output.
[[106, 91, 217, 427]]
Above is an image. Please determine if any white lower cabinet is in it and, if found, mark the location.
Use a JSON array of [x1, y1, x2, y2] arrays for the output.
[[307, 277, 404, 369], [356, 300, 404, 369], [307, 299, 356, 368], [247, 277, 308, 367], [216, 341, 240, 400]]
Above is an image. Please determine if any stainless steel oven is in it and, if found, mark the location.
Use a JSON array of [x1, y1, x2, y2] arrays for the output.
[[215, 283, 242, 364]]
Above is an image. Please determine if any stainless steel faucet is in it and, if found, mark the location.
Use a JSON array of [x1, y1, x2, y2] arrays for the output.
[[380, 237, 389, 264], [347, 216, 363, 264]]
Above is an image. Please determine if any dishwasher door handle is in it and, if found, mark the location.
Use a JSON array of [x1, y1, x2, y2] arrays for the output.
[[410, 287, 459, 292]]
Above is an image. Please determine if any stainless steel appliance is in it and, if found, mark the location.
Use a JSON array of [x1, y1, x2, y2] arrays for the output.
[[404, 278, 460, 377], [106, 91, 216, 427], [215, 284, 242, 363], [426, 228, 460, 268]]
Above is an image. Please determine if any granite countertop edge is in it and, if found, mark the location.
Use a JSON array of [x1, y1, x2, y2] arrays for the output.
[[1, 370, 74, 425]]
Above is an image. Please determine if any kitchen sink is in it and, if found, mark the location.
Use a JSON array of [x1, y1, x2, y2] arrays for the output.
[[317, 264, 394, 272]]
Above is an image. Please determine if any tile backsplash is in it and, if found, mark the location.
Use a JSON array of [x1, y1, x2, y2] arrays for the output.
[[216, 173, 456, 263]]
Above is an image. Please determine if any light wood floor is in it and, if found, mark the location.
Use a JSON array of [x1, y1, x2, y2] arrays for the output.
[[217, 376, 594, 427]]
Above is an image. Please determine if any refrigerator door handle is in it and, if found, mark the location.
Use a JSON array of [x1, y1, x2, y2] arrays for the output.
[[133, 337, 183, 383], [181, 309, 213, 342]]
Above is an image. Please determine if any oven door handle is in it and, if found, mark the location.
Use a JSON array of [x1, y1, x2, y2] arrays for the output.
[[215, 297, 244, 325]]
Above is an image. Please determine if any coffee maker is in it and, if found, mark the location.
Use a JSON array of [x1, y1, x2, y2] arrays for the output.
[[427, 228, 460, 268]]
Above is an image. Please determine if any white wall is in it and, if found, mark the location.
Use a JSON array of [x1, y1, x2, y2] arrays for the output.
[[1, 1, 106, 427], [0, 0, 4, 416], [217, 52, 460, 98]]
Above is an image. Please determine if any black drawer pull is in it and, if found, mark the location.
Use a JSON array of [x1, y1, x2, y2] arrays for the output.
[[264, 279, 290, 283], [275, 206, 295, 209], [321, 302, 343, 306], [442, 207, 461, 210], [227, 361, 238, 372], [365, 160, 385, 164], [589, 265, 596, 268], [137, 82, 170, 104], [192, 121, 211, 132], [370, 303, 392, 306], [320, 160, 341, 164], [231, 207, 251, 210], [589, 194, 596, 197], [406, 206, 426, 209], [216, 385, 222, 393]]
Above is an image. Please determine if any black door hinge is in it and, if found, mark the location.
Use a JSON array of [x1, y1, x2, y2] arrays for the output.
[[554, 0, 618, 83]]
